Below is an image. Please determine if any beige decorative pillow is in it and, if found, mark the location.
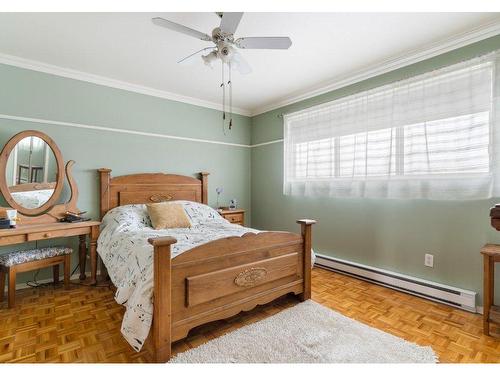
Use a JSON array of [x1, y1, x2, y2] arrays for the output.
[[146, 202, 191, 229]]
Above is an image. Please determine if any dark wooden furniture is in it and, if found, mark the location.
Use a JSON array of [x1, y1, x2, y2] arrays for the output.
[[218, 208, 245, 225], [491, 204, 500, 231], [481, 244, 500, 335], [97, 168, 315, 362], [0, 247, 71, 308]]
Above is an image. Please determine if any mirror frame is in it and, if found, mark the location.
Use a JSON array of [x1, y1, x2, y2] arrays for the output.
[[0, 130, 65, 216]]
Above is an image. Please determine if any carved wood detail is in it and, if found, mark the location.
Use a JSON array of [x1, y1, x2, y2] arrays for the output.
[[149, 194, 173, 203], [234, 267, 268, 287]]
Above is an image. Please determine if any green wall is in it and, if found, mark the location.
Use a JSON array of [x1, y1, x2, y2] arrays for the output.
[[0, 63, 252, 284], [251, 34, 500, 305], [3, 34, 500, 306]]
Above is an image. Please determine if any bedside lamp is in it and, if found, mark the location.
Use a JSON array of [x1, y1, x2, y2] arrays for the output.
[[216, 187, 223, 209]]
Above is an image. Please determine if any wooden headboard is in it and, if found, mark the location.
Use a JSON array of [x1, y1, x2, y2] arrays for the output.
[[98, 168, 209, 219]]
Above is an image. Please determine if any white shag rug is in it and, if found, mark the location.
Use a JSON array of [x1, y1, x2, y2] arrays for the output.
[[170, 300, 437, 363]]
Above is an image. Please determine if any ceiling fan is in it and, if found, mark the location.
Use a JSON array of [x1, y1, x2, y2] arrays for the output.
[[152, 12, 292, 74], [151, 13, 292, 131]]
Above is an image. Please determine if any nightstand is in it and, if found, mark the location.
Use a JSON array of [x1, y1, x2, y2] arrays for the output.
[[218, 208, 245, 225]]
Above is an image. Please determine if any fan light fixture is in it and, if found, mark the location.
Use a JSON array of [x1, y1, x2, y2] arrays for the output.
[[201, 51, 218, 67], [152, 12, 292, 132]]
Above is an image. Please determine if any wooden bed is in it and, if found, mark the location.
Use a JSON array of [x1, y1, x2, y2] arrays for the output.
[[98, 168, 315, 362]]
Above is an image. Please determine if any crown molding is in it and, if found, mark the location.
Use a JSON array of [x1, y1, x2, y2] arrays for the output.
[[0, 52, 252, 117], [250, 19, 500, 116], [1, 18, 499, 119]]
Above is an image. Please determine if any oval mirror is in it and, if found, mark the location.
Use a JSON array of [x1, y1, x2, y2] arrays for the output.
[[0, 130, 64, 216]]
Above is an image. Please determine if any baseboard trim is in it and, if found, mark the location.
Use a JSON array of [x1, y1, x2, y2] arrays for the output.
[[315, 253, 478, 313]]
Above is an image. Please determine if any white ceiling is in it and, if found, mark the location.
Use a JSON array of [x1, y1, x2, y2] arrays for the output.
[[0, 12, 499, 115]]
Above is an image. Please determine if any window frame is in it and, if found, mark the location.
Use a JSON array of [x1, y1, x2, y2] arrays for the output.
[[286, 111, 491, 183]]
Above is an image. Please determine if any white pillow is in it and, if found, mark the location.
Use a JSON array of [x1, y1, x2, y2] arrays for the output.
[[101, 204, 152, 232], [166, 200, 226, 226]]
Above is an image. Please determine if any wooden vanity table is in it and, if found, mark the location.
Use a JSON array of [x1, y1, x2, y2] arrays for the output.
[[0, 130, 101, 287], [0, 221, 101, 284]]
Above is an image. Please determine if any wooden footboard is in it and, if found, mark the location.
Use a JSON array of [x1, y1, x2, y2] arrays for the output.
[[149, 219, 315, 363]]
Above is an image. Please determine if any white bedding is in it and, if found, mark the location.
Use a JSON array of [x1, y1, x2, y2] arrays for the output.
[[11, 188, 53, 209], [97, 201, 259, 351]]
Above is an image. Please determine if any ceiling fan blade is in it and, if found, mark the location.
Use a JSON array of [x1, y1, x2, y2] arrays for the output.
[[152, 17, 212, 42], [177, 47, 216, 64], [235, 37, 292, 49], [231, 51, 252, 75], [219, 12, 244, 34]]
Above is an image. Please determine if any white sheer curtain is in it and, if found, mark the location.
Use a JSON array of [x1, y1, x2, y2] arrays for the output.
[[284, 51, 500, 200]]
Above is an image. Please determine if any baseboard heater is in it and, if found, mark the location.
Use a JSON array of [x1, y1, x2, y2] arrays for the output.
[[315, 253, 477, 313]]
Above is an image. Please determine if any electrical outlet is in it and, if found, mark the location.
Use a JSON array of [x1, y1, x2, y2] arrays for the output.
[[424, 253, 434, 268]]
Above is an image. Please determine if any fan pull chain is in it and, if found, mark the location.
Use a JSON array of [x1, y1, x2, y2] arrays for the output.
[[221, 61, 226, 135], [228, 62, 233, 130]]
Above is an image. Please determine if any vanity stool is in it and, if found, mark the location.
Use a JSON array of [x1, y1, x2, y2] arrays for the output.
[[0, 246, 72, 308], [481, 244, 500, 335]]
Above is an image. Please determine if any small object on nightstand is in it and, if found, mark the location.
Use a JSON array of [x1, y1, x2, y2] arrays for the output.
[[229, 199, 237, 210], [219, 208, 245, 226]]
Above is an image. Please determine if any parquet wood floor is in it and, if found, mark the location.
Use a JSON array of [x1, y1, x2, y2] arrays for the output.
[[0, 267, 499, 363]]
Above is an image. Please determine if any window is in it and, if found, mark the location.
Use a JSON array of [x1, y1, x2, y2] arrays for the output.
[[284, 52, 500, 199]]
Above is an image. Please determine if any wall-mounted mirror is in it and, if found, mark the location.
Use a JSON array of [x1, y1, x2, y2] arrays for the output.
[[0, 130, 64, 216]]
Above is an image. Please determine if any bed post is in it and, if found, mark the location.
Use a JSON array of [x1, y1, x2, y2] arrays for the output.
[[200, 172, 209, 205], [98, 168, 112, 220], [297, 219, 316, 301], [148, 236, 177, 363]]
